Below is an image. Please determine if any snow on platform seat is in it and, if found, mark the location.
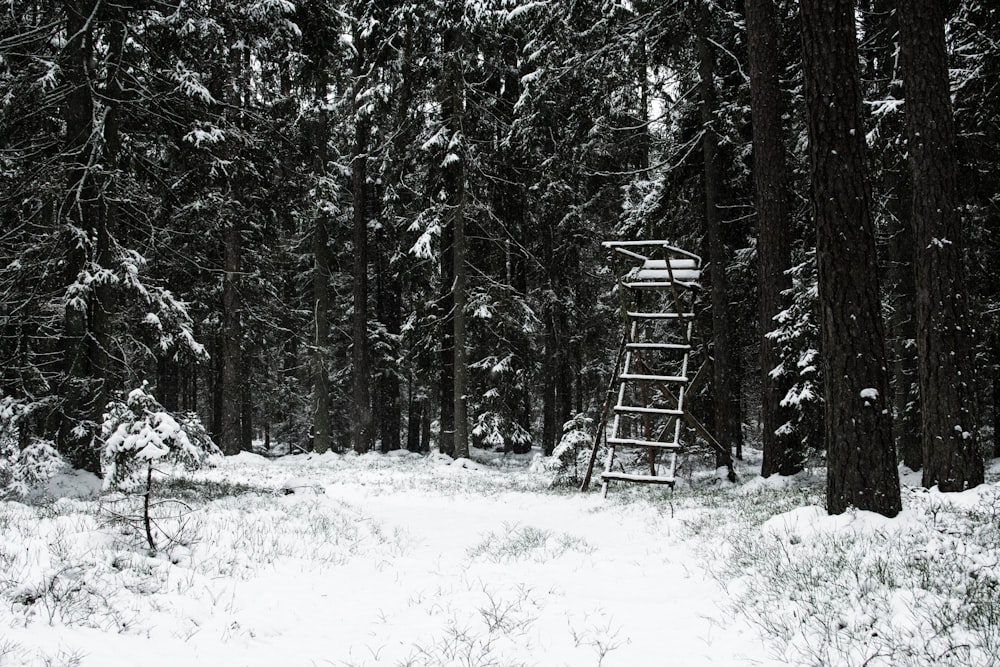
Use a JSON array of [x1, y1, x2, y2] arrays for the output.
[[624, 258, 701, 289]]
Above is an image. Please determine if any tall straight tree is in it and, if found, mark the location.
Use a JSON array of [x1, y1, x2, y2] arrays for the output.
[[442, 0, 469, 460], [744, 0, 800, 476], [799, 0, 901, 516], [218, 20, 247, 457], [698, 1, 741, 463], [896, 1, 983, 491], [312, 78, 333, 455], [59, 0, 104, 472], [351, 12, 373, 454]]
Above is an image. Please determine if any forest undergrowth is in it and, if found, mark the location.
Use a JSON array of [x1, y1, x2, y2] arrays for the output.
[[697, 459, 1000, 667], [0, 449, 998, 666]]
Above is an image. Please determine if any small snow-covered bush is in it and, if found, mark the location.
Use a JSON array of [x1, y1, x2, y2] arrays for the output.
[[0, 396, 65, 499], [472, 410, 532, 454], [101, 385, 219, 549], [545, 414, 595, 487], [102, 386, 218, 491]]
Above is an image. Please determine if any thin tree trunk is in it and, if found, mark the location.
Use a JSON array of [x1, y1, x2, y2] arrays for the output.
[[58, 0, 101, 473], [745, 0, 800, 476], [240, 384, 252, 451], [351, 30, 373, 455], [220, 219, 243, 456], [438, 227, 455, 457], [407, 383, 422, 452], [800, 0, 901, 516], [444, 0, 469, 460], [219, 20, 245, 458], [210, 334, 222, 443], [994, 366, 1000, 459], [698, 1, 741, 467], [897, 1, 983, 491], [312, 78, 332, 455]]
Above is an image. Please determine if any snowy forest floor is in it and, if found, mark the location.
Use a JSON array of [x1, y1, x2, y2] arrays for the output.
[[3, 448, 1000, 667]]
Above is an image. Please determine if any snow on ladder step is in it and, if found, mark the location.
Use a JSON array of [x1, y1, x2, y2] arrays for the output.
[[606, 437, 681, 450], [619, 373, 688, 383], [626, 311, 696, 320], [625, 342, 691, 351], [623, 280, 699, 290], [601, 471, 676, 486], [613, 405, 684, 416]]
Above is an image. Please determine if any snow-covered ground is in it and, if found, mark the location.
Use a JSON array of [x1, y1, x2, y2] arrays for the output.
[[2, 449, 999, 666]]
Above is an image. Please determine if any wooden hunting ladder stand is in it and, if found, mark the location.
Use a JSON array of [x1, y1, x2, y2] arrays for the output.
[[581, 240, 735, 495]]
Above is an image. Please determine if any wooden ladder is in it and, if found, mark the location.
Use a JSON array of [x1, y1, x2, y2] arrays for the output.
[[581, 241, 734, 494]]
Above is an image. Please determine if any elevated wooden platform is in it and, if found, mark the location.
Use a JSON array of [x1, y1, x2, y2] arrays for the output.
[[581, 240, 734, 495]]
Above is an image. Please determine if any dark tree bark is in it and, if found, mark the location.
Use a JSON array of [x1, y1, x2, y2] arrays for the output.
[[438, 219, 456, 457], [312, 78, 332, 455], [220, 218, 243, 455], [443, 0, 469, 460], [745, 0, 800, 476], [698, 1, 741, 466], [58, 0, 102, 473], [861, 0, 921, 470], [240, 384, 252, 451], [886, 183, 921, 470], [897, 0, 983, 491], [994, 367, 1000, 459], [800, 0, 901, 516], [542, 320, 557, 456], [406, 385, 423, 452], [351, 26, 373, 455], [157, 355, 179, 413], [375, 261, 402, 453], [218, 20, 247, 457], [211, 334, 223, 443]]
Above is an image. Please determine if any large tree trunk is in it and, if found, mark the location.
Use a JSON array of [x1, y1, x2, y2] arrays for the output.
[[698, 1, 741, 466], [745, 0, 800, 476], [800, 0, 901, 516], [897, 1, 983, 491]]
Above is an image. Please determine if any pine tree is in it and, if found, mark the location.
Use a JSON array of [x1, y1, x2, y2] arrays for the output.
[[896, 0, 983, 491], [745, 0, 800, 476], [698, 0, 742, 465], [799, 0, 901, 516]]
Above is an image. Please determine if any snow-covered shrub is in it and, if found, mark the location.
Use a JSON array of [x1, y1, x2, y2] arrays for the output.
[[711, 488, 1000, 667], [472, 409, 532, 454], [546, 414, 595, 487], [102, 385, 218, 491], [0, 396, 65, 499], [101, 385, 219, 550]]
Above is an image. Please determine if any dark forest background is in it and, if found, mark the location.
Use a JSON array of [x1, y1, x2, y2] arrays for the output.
[[2, 0, 998, 496]]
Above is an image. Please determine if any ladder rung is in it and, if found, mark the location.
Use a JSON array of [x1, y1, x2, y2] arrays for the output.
[[625, 342, 691, 351], [601, 471, 676, 486], [619, 373, 688, 383], [623, 281, 699, 290], [627, 311, 696, 320], [607, 437, 680, 450], [614, 405, 684, 416]]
